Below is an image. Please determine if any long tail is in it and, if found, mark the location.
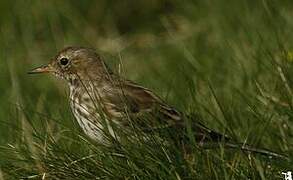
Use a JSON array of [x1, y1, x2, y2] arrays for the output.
[[199, 142, 289, 160]]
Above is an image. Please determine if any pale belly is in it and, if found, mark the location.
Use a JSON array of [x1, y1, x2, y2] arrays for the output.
[[69, 93, 116, 143]]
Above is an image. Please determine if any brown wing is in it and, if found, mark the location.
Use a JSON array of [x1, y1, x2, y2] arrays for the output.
[[101, 79, 229, 142], [103, 80, 181, 121]]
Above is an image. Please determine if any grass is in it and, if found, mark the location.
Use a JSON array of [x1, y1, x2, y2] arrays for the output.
[[0, 0, 292, 179]]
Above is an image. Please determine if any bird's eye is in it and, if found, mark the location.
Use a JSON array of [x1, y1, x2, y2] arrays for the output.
[[60, 58, 69, 66]]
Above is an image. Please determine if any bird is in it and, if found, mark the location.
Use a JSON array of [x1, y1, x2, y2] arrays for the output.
[[28, 46, 287, 159]]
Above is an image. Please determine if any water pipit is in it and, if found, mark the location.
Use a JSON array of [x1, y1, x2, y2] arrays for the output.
[[28, 47, 286, 159]]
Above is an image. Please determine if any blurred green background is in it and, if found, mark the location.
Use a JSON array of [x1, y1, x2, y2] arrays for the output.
[[0, 0, 293, 179]]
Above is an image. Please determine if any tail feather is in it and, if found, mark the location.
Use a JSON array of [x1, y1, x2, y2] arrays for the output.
[[199, 142, 289, 160]]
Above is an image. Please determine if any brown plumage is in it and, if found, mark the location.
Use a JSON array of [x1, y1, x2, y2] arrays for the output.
[[28, 47, 287, 159]]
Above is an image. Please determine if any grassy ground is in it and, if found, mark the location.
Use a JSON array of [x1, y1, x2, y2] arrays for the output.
[[0, 0, 292, 179]]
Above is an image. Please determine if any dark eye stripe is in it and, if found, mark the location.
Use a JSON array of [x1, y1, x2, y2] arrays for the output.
[[60, 58, 69, 66]]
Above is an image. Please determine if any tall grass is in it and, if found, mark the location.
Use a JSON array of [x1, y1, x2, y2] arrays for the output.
[[0, 0, 292, 179]]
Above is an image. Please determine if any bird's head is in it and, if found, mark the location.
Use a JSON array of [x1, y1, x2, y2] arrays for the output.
[[29, 47, 110, 82]]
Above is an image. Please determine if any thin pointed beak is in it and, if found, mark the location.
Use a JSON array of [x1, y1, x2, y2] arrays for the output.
[[28, 64, 53, 74]]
